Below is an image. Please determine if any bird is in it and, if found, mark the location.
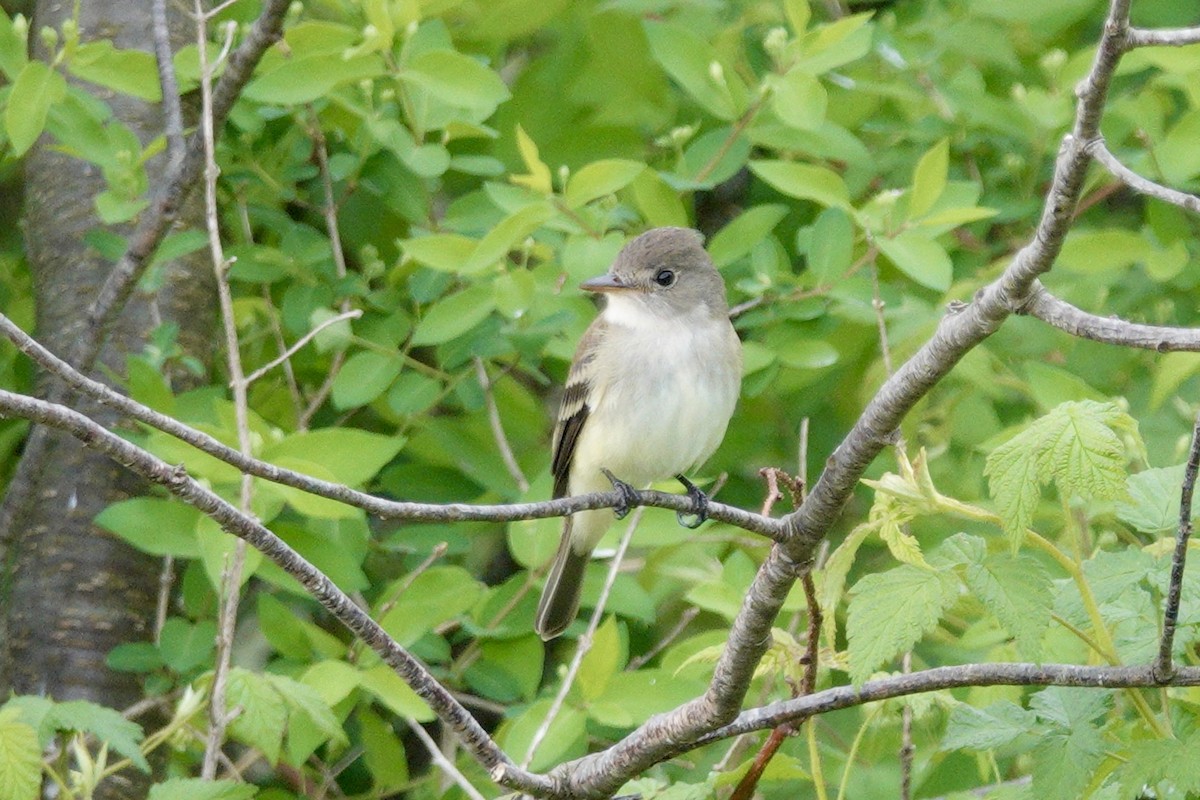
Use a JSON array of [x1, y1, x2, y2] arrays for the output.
[[534, 227, 743, 640]]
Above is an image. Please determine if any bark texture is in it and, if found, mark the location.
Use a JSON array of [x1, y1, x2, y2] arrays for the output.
[[0, 0, 212, 707]]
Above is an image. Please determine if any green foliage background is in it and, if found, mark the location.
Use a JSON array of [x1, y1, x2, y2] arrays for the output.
[[2, 0, 1200, 798]]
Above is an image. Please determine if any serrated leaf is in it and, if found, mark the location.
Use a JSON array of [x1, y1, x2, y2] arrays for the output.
[[908, 138, 949, 219], [965, 553, 1052, 659], [1118, 464, 1187, 535], [986, 401, 1135, 545], [941, 701, 1037, 751], [225, 669, 286, 764], [564, 159, 645, 208], [44, 700, 148, 772], [147, 778, 257, 800], [1031, 726, 1105, 800], [750, 160, 850, 209], [0, 708, 41, 800], [6, 60, 67, 157], [876, 230, 953, 291], [1119, 730, 1200, 797], [846, 564, 958, 684], [877, 506, 928, 568], [818, 522, 874, 648]]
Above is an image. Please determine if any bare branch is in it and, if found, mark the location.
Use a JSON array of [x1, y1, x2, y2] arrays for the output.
[[1155, 409, 1200, 679], [407, 720, 488, 800], [0, 312, 780, 540], [1126, 26, 1200, 48], [1019, 282, 1200, 351], [241, 309, 364, 386], [151, 0, 185, 169], [1088, 139, 1200, 214], [0, 388, 556, 798]]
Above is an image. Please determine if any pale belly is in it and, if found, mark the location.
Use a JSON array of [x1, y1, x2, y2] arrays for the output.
[[567, 313, 740, 495]]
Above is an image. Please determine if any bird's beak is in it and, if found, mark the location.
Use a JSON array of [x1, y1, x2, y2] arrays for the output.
[[580, 273, 631, 293]]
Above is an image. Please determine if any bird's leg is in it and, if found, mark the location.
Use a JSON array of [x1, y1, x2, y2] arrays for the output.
[[675, 474, 709, 529], [601, 468, 640, 520]]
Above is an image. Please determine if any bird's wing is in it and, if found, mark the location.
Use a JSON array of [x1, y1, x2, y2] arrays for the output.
[[551, 321, 604, 499]]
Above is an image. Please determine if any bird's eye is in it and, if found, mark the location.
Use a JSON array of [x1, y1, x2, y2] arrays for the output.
[[654, 269, 675, 287]]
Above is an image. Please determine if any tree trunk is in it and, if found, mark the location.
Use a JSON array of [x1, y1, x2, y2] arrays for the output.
[[0, 0, 213, 712]]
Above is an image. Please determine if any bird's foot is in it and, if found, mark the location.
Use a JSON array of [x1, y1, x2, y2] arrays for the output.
[[601, 468, 640, 520], [675, 474, 709, 529]]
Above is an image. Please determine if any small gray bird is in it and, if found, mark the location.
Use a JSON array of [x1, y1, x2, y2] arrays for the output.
[[534, 227, 743, 640]]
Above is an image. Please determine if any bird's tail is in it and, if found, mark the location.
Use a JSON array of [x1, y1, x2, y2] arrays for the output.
[[535, 508, 611, 639]]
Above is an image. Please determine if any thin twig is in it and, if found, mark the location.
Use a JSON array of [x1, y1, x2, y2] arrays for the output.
[[1019, 282, 1200, 351], [407, 720, 488, 800], [1088, 139, 1200, 214], [151, 0, 185, 169], [627, 608, 700, 671], [474, 357, 530, 492], [196, 0, 255, 777], [522, 508, 646, 769], [241, 309, 363, 386], [1126, 26, 1200, 48], [1155, 409, 1200, 679], [154, 556, 174, 644]]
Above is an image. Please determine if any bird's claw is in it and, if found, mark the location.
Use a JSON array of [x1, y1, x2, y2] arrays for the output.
[[601, 468, 639, 520], [676, 474, 709, 529]]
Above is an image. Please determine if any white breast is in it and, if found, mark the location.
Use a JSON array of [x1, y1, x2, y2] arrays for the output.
[[567, 295, 741, 495]]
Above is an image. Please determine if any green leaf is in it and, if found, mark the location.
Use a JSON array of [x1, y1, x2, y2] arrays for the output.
[[965, 552, 1052, 659], [159, 617, 216, 674], [463, 635, 545, 703], [6, 60, 67, 157], [225, 669, 286, 764], [95, 498, 201, 558], [359, 707, 408, 792], [330, 351, 404, 410], [464, 203, 555, 273], [707, 205, 788, 268], [399, 49, 511, 114], [876, 230, 953, 291], [244, 52, 385, 105], [68, 41, 161, 101], [45, 700, 148, 772], [908, 138, 949, 219], [410, 284, 496, 346], [941, 701, 1037, 751], [0, 11, 28, 80], [774, 339, 838, 370], [644, 20, 746, 120], [806, 207, 854, 284], [1118, 464, 1187, 535], [564, 159, 645, 208], [986, 401, 1135, 544], [1031, 727, 1105, 800], [590, 668, 707, 728], [1057, 229, 1154, 274], [499, 700, 587, 773], [147, 779, 257, 800], [1119, 730, 1200, 797], [769, 68, 827, 131], [749, 160, 850, 209], [0, 708, 41, 800], [846, 564, 958, 684], [263, 429, 403, 487], [577, 616, 622, 701], [401, 234, 478, 273], [263, 673, 347, 747], [196, 516, 262, 590], [360, 664, 435, 722], [378, 566, 485, 646], [107, 642, 165, 673]]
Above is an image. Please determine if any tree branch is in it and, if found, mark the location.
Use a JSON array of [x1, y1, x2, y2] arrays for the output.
[[0, 312, 779, 538], [1018, 281, 1200, 351], [1155, 409, 1200, 679], [1126, 26, 1200, 48], [1088, 139, 1200, 214], [0, 388, 556, 798]]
